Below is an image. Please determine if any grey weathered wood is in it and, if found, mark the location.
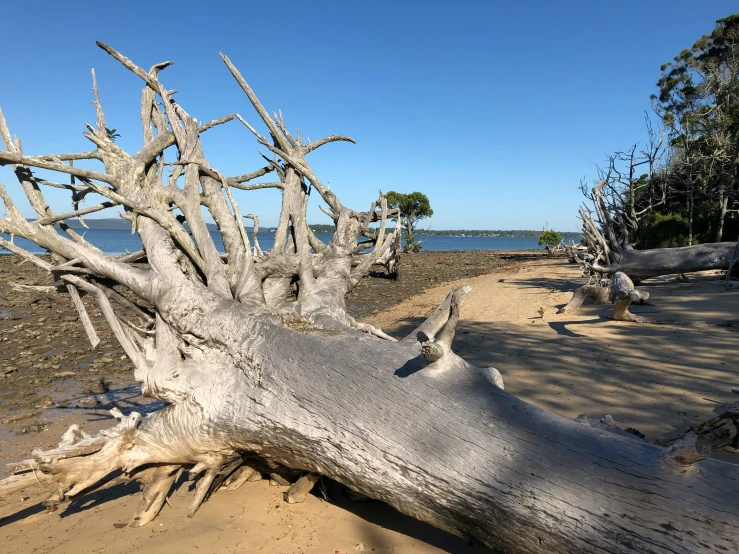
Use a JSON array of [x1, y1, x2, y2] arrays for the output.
[[595, 242, 736, 280], [608, 271, 649, 322], [1, 42, 738, 554], [558, 283, 612, 314], [65, 284, 100, 348]]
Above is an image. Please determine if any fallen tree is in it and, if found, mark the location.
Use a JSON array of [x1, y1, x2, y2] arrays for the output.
[[589, 242, 737, 280], [1, 44, 739, 553], [578, 180, 738, 280]]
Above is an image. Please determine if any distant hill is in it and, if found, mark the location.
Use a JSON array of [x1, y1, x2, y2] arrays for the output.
[[31, 219, 580, 238]]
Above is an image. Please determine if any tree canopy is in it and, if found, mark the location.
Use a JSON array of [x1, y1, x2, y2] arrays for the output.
[[538, 229, 562, 248], [581, 12, 739, 248], [385, 191, 433, 251]]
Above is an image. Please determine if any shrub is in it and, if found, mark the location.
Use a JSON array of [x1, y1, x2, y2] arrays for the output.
[[538, 229, 562, 248], [637, 212, 690, 248]]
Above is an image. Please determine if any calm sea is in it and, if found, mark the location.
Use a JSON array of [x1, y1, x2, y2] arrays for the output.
[[1, 229, 543, 255]]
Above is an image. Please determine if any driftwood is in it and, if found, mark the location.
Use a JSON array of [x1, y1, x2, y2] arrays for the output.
[[558, 282, 612, 314], [578, 180, 737, 280], [563, 242, 588, 263], [605, 271, 650, 322], [1, 44, 739, 553], [655, 402, 739, 465], [577, 403, 738, 466], [559, 271, 649, 322], [591, 242, 736, 280]]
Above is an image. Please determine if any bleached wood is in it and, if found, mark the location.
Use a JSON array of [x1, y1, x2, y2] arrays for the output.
[[2, 43, 738, 554]]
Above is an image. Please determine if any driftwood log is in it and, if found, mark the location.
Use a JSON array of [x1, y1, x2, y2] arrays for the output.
[[578, 180, 737, 280], [558, 282, 613, 314], [1, 44, 739, 554], [591, 243, 736, 280], [559, 271, 649, 322]]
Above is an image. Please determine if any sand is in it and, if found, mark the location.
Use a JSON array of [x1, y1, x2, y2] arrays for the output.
[[1, 255, 737, 553]]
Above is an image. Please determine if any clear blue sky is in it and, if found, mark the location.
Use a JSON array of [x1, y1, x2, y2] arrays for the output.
[[0, 0, 736, 231]]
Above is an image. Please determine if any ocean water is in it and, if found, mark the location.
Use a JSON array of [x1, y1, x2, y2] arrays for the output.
[[1, 229, 543, 255]]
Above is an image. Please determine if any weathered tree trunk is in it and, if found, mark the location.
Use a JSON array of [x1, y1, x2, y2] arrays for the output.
[[3, 289, 739, 553], [1, 43, 738, 554], [716, 181, 729, 242], [579, 181, 736, 281], [559, 272, 649, 323], [606, 271, 649, 321], [592, 242, 736, 280]]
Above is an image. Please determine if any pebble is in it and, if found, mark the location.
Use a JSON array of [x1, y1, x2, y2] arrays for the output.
[[52, 371, 77, 378]]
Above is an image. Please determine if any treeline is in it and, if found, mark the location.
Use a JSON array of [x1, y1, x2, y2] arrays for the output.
[[583, 14, 739, 248], [414, 229, 580, 238], [53, 219, 579, 238]]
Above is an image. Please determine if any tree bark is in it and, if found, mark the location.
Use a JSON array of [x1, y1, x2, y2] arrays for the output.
[[592, 242, 736, 280]]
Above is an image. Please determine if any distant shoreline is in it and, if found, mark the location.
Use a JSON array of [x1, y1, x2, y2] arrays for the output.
[[24, 218, 581, 239]]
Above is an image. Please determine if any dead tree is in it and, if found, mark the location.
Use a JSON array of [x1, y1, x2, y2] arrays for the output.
[[578, 180, 736, 280], [1, 44, 739, 553]]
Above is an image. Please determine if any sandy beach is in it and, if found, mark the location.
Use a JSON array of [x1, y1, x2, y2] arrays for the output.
[[1, 252, 737, 553]]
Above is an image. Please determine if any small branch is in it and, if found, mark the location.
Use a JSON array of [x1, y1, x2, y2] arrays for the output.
[[35, 202, 118, 225], [62, 275, 147, 368], [304, 135, 356, 154], [229, 181, 284, 191], [66, 283, 101, 348], [38, 152, 100, 161], [0, 151, 116, 184], [11, 283, 65, 294], [91, 68, 106, 131], [134, 115, 237, 165], [230, 165, 275, 184], [219, 53, 291, 151], [243, 214, 263, 256], [0, 236, 53, 271]]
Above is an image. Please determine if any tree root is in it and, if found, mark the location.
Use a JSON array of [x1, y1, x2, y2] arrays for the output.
[[0, 407, 245, 526], [223, 463, 260, 491], [130, 464, 179, 527], [558, 284, 612, 314]]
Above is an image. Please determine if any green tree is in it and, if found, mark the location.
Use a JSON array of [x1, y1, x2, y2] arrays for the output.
[[538, 229, 562, 248], [653, 13, 739, 243], [385, 191, 433, 252]]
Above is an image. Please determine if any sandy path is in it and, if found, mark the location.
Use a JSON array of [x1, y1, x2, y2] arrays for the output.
[[1, 256, 737, 552], [367, 256, 739, 440]]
